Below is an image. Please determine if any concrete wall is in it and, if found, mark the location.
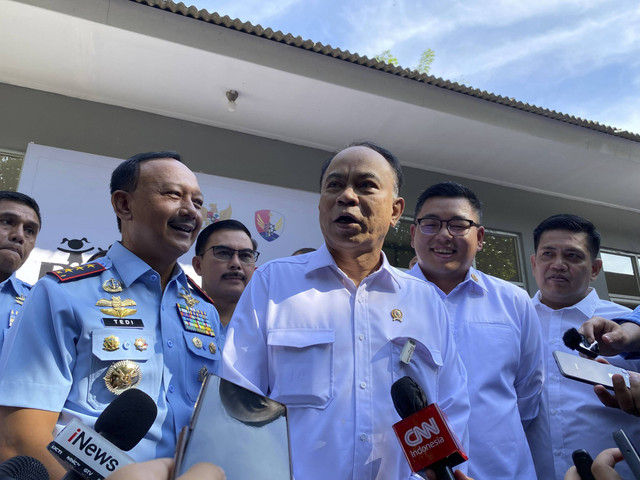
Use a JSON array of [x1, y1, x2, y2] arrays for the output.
[[2, 81, 639, 296]]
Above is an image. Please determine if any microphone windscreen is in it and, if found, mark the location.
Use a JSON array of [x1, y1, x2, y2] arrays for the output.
[[94, 388, 158, 451], [391, 376, 429, 419], [0, 455, 49, 480], [563, 328, 584, 350]]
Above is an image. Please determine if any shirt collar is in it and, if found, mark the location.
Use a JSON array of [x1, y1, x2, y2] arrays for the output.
[[106, 241, 186, 287], [0, 272, 29, 295], [407, 264, 486, 295], [532, 287, 598, 317], [305, 243, 401, 291]]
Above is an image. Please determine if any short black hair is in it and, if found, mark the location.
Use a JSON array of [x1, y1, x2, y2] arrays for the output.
[[414, 182, 483, 222], [195, 219, 257, 256], [0, 191, 42, 228], [110, 151, 182, 230], [319, 141, 404, 196], [533, 214, 601, 260]]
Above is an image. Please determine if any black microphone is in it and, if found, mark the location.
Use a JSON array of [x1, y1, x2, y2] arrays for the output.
[[391, 376, 467, 480], [563, 327, 599, 359], [0, 456, 49, 480], [47, 389, 157, 480]]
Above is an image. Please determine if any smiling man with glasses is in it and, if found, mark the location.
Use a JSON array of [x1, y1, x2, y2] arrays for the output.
[[193, 219, 258, 340], [409, 181, 544, 480]]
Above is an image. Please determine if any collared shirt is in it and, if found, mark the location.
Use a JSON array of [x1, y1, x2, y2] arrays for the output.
[[221, 244, 470, 480], [0, 272, 31, 357], [409, 265, 543, 480], [0, 241, 221, 460], [528, 288, 640, 480]]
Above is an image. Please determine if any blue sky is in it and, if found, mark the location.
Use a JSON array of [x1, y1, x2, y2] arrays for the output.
[[192, 0, 640, 134]]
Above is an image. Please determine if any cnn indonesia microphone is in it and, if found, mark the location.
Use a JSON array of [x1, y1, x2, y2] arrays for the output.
[[391, 376, 467, 480], [47, 388, 157, 480]]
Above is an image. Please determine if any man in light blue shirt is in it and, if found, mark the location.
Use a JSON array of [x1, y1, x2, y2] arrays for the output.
[[0, 152, 221, 479], [409, 182, 544, 480], [0, 191, 41, 356], [222, 142, 470, 480], [527, 213, 640, 480]]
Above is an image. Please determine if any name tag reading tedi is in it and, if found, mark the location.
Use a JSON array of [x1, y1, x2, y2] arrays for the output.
[[103, 318, 145, 328]]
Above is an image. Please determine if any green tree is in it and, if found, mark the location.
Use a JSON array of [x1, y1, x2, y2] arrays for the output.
[[0, 153, 24, 191], [375, 48, 435, 74]]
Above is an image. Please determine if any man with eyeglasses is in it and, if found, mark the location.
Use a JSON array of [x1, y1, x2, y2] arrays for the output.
[[221, 143, 470, 480], [192, 219, 258, 342], [409, 181, 543, 480]]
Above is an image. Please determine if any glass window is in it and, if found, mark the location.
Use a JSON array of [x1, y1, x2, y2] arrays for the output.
[[601, 250, 640, 307], [475, 230, 526, 288], [0, 151, 25, 191], [383, 217, 415, 270]]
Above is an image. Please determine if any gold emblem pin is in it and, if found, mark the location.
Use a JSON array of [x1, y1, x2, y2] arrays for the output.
[[104, 360, 141, 394], [179, 287, 199, 308], [103, 335, 120, 351], [103, 278, 124, 293], [208, 342, 217, 354], [96, 296, 137, 318], [391, 309, 403, 322], [471, 273, 479, 282], [198, 365, 209, 382], [15, 294, 26, 306], [192, 337, 203, 349], [134, 337, 148, 351]]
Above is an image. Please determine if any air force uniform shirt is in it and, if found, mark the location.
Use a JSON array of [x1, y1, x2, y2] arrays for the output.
[[0, 241, 221, 460], [0, 272, 31, 357]]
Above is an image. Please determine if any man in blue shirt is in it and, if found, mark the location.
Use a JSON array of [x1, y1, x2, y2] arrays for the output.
[[0, 152, 221, 479], [0, 191, 41, 356]]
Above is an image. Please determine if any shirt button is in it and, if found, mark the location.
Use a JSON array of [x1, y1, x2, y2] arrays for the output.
[[359, 334, 365, 341], [554, 450, 562, 456], [360, 381, 366, 389], [150, 274, 159, 282], [168, 385, 175, 393], [360, 433, 367, 441], [551, 409, 558, 416], [167, 340, 174, 348]]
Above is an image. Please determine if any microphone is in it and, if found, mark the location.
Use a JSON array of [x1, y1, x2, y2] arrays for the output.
[[0, 456, 49, 480], [391, 376, 467, 480], [47, 389, 157, 480], [563, 327, 599, 359]]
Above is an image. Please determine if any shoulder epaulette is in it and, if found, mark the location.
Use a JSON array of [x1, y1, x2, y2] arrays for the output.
[[48, 263, 106, 282], [187, 276, 215, 305]]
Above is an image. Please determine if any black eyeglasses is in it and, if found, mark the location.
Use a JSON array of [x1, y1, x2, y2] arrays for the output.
[[206, 246, 260, 264], [415, 217, 481, 236]]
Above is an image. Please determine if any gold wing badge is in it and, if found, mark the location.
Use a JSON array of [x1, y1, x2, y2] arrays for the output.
[[96, 296, 137, 318]]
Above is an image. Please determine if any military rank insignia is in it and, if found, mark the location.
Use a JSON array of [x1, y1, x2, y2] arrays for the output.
[[177, 303, 214, 337], [9, 309, 18, 328]]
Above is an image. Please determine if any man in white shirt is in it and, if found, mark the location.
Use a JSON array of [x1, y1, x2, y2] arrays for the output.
[[221, 142, 470, 480], [408, 181, 543, 480], [527, 213, 640, 479]]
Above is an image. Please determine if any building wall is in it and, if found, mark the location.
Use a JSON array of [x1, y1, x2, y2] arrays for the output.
[[2, 81, 639, 296]]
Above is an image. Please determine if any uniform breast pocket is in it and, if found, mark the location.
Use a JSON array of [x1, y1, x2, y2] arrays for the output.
[[390, 337, 443, 393], [88, 329, 155, 409], [267, 328, 335, 409], [182, 331, 221, 402]]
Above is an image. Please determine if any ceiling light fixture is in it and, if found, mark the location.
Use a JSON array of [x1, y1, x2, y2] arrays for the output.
[[226, 89, 239, 112]]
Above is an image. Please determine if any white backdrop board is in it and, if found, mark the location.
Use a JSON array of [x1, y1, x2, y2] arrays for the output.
[[15, 144, 323, 285]]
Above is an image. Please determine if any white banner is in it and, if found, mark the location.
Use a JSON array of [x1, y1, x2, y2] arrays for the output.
[[16, 144, 323, 285]]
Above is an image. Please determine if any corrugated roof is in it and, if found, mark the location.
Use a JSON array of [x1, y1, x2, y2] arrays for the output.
[[133, 0, 640, 142]]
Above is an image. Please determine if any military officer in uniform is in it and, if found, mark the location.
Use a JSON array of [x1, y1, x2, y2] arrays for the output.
[[0, 191, 41, 356], [0, 152, 221, 480]]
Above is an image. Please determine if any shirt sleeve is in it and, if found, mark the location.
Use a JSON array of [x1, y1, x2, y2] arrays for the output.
[[613, 305, 640, 325], [0, 277, 78, 410], [514, 293, 545, 424], [220, 268, 270, 396]]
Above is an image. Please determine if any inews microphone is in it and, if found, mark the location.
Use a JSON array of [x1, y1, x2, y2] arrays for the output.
[[563, 327, 599, 359], [391, 376, 467, 480], [0, 455, 49, 480], [47, 388, 157, 480]]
